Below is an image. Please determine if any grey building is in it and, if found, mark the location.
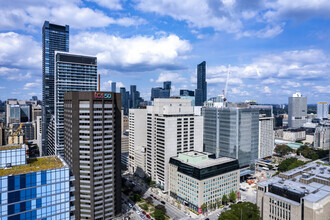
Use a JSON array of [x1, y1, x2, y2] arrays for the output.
[[202, 107, 259, 168], [53, 52, 97, 157], [317, 102, 328, 119], [150, 81, 171, 101], [288, 93, 307, 128], [111, 81, 116, 92], [129, 85, 144, 108], [42, 21, 69, 156], [314, 122, 330, 150], [120, 87, 129, 115], [195, 61, 207, 106], [64, 91, 122, 219], [180, 89, 194, 96]]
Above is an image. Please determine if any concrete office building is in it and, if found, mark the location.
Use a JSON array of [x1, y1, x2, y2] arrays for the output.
[[63, 91, 122, 219], [0, 145, 74, 220], [317, 102, 329, 119], [128, 109, 147, 175], [146, 98, 203, 190], [202, 106, 259, 168], [257, 162, 330, 220], [36, 116, 42, 154], [314, 122, 330, 150], [288, 93, 307, 128], [32, 105, 42, 122], [42, 21, 69, 156], [169, 151, 240, 213], [195, 61, 207, 106], [52, 52, 97, 157], [259, 116, 275, 159]]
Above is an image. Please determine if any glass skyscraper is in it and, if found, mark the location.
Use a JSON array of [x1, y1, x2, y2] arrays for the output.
[[0, 145, 74, 220], [52, 52, 97, 156], [42, 21, 69, 156], [195, 61, 207, 106]]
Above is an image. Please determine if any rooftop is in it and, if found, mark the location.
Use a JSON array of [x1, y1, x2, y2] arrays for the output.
[[0, 156, 66, 177], [0, 145, 24, 151], [259, 161, 330, 203]]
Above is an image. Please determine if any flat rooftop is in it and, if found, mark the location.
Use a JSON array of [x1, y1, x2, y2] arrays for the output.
[[0, 156, 66, 177], [259, 161, 330, 203], [0, 145, 24, 151]]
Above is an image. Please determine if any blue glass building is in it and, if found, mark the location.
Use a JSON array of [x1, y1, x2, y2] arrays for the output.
[[195, 61, 207, 106], [42, 21, 69, 156], [0, 145, 74, 220]]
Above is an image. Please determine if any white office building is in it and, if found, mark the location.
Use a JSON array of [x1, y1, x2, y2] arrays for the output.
[[317, 102, 329, 120], [259, 116, 275, 159], [288, 93, 307, 128]]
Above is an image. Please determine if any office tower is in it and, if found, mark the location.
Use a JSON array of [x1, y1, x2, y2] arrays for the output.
[[288, 93, 307, 128], [202, 106, 259, 168], [129, 85, 144, 108], [11, 122, 36, 141], [150, 81, 171, 101], [20, 105, 31, 122], [5, 100, 38, 125], [317, 102, 329, 119], [42, 21, 69, 156], [6, 104, 20, 125], [258, 116, 274, 159], [128, 109, 147, 174], [314, 122, 330, 150], [145, 98, 203, 190], [125, 91, 130, 109], [36, 116, 42, 154], [32, 105, 42, 121], [0, 145, 74, 220], [32, 96, 38, 101], [111, 82, 116, 92], [120, 87, 129, 115], [257, 162, 330, 220], [169, 152, 240, 213], [64, 91, 122, 219], [0, 123, 4, 145], [163, 81, 171, 90], [195, 61, 207, 106], [180, 89, 194, 96], [52, 52, 97, 157]]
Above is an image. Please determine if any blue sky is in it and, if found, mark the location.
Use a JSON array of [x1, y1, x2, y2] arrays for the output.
[[0, 0, 329, 104]]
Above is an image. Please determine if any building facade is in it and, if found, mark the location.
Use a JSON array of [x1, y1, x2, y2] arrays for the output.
[[0, 145, 74, 220], [202, 107, 259, 168], [150, 81, 171, 101], [314, 122, 330, 150], [195, 61, 207, 106], [288, 93, 307, 128], [53, 52, 97, 156], [42, 21, 69, 156], [259, 116, 274, 159], [257, 162, 330, 220], [317, 102, 329, 120], [146, 99, 203, 190], [63, 91, 122, 219], [169, 151, 240, 213]]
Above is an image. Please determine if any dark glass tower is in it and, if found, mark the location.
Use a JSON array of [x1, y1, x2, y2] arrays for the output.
[[42, 21, 69, 155], [195, 61, 207, 106]]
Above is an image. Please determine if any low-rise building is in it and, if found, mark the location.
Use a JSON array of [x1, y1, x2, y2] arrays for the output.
[[257, 162, 330, 220], [168, 151, 240, 214]]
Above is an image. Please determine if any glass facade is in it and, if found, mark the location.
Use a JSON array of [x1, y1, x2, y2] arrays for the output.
[[0, 147, 25, 168], [0, 167, 72, 220], [42, 21, 69, 156], [195, 61, 206, 106]]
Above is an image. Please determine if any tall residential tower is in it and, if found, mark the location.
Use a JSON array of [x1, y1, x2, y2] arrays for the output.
[[195, 61, 207, 106]]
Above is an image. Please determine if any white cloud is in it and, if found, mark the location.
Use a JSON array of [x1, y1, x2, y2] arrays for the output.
[[314, 85, 330, 94], [263, 86, 271, 94], [0, 32, 41, 69], [101, 80, 125, 91], [87, 0, 123, 10], [23, 79, 41, 89], [71, 32, 191, 71], [156, 72, 186, 83], [261, 78, 279, 84], [281, 81, 301, 89], [0, 87, 5, 89]]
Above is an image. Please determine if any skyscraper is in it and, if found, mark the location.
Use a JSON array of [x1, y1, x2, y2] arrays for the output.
[[163, 81, 171, 90], [64, 91, 122, 219], [288, 93, 307, 128], [317, 102, 329, 119], [150, 81, 171, 100], [111, 82, 116, 92], [195, 61, 207, 106], [42, 21, 69, 156], [120, 87, 128, 115], [202, 106, 259, 168]]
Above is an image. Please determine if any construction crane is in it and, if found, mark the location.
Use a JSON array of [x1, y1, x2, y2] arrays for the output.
[[222, 64, 231, 102]]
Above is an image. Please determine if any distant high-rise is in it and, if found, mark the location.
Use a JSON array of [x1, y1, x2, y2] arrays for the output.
[[288, 93, 307, 128], [42, 21, 69, 156], [52, 52, 97, 156], [180, 89, 194, 96], [111, 81, 116, 92], [317, 102, 329, 119], [150, 81, 171, 101], [195, 61, 207, 106], [163, 81, 171, 90], [120, 87, 128, 115], [64, 91, 122, 219]]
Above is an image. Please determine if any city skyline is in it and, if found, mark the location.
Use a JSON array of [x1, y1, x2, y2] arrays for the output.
[[0, 1, 330, 104]]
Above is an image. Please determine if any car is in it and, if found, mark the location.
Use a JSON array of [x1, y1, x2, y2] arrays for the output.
[[142, 211, 146, 215], [133, 207, 136, 211], [136, 211, 140, 215], [161, 201, 166, 205], [146, 214, 151, 219], [150, 194, 153, 197], [217, 213, 221, 217], [205, 218, 210, 220], [128, 203, 133, 208]]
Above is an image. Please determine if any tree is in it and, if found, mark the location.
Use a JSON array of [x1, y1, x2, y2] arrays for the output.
[[154, 209, 165, 220], [229, 190, 237, 203], [222, 194, 229, 205], [201, 203, 207, 213], [218, 202, 261, 220], [267, 164, 274, 170], [150, 181, 156, 187], [131, 193, 141, 202], [275, 145, 292, 156], [155, 205, 166, 214], [216, 199, 222, 208], [208, 202, 213, 211], [140, 203, 148, 211]]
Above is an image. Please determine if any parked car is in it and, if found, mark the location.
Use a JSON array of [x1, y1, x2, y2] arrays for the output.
[[146, 214, 151, 219], [161, 201, 166, 205], [142, 211, 146, 215]]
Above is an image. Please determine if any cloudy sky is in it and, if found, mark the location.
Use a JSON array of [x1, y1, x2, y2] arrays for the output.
[[0, 0, 329, 104]]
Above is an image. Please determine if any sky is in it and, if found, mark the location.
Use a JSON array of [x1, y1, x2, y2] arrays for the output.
[[0, 0, 329, 104]]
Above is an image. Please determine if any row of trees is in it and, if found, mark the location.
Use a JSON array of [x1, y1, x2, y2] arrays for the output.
[[297, 145, 328, 160], [218, 202, 261, 220], [201, 191, 237, 213], [278, 157, 304, 172]]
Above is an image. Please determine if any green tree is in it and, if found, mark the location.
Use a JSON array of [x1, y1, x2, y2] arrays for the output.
[[154, 209, 165, 220], [141, 203, 148, 211], [201, 203, 207, 213], [218, 202, 261, 220], [131, 193, 141, 202], [275, 145, 292, 156], [278, 158, 297, 172], [222, 194, 229, 205], [150, 181, 156, 187], [229, 190, 237, 203], [155, 205, 166, 214], [216, 199, 222, 208], [267, 164, 274, 170]]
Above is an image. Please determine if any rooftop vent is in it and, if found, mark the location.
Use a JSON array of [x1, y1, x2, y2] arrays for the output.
[[302, 173, 310, 179], [5, 163, 11, 168]]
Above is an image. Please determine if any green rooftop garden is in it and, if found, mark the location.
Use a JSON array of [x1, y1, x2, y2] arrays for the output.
[[0, 156, 65, 177], [0, 145, 23, 151]]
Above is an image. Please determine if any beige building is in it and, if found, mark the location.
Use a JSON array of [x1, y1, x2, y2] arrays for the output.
[[169, 151, 240, 214], [257, 162, 330, 220]]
